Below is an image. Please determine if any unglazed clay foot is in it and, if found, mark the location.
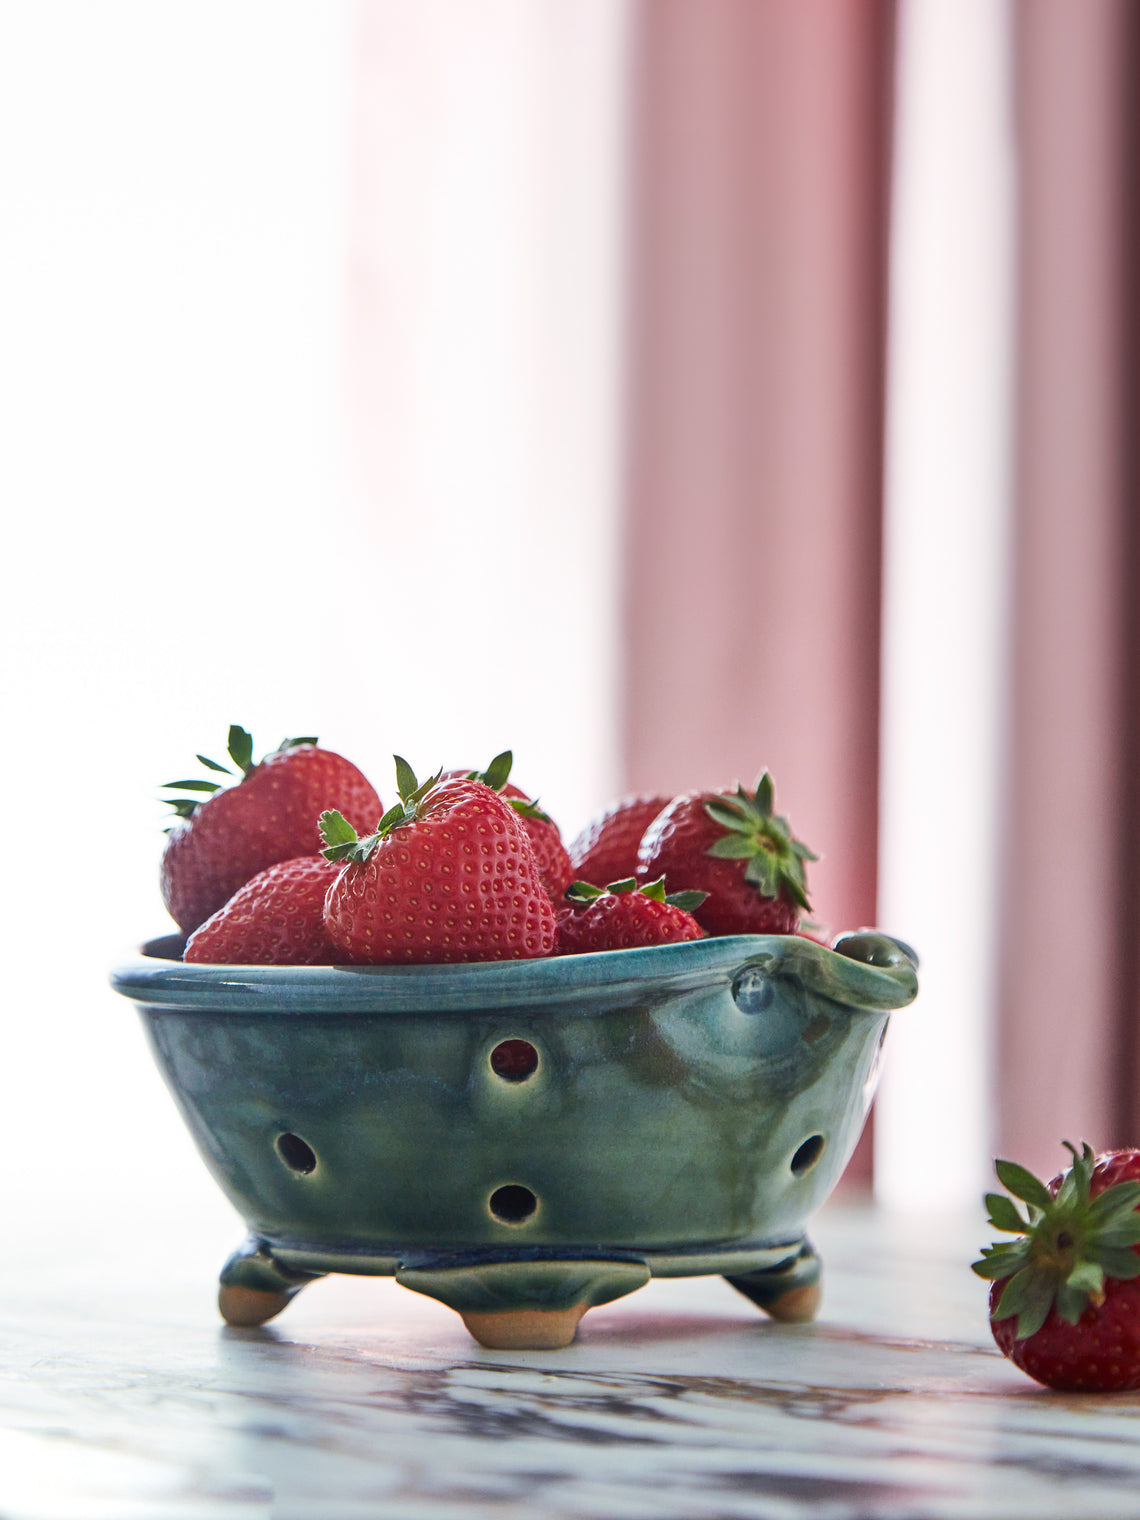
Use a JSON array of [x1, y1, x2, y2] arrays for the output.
[[217, 1236, 320, 1328], [757, 1280, 822, 1323], [397, 1257, 650, 1349], [458, 1303, 590, 1350], [724, 1237, 822, 1322], [218, 1284, 294, 1328]]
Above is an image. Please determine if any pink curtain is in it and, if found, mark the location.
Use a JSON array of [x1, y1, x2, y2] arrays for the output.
[[346, 0, 1140, 1186], [621, 0, 893, 942], [621, 0, 895, 1183], [998, 0, 1140, 1169]]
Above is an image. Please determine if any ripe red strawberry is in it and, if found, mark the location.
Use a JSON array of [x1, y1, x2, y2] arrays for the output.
[[636, 773, 815, 936], [555, 876, 706, 954], [161, 726, 381, 935], [184, 855, 341, 965], [444, 751, 574, 901], [320, 758, 556, 964], [568, 794, 671, 888], [973, 1142, 1140, 1391]]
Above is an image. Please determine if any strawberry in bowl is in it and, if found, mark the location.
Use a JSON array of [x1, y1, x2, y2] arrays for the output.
[[444, 752, 575, 904], [184, 856, 341, 966], [569, 794, 672, 888], [637, 772, 816, 937], [319, 758, 556, 964], [554, 877, 707, 954], [161, 726, 381, 935]]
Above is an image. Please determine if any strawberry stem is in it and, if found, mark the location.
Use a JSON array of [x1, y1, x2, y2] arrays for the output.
[[702, 772, 817, 911], [463, 750, 554, 823], [973, 1141, 1140, 1338], [480, 750, 513, 792], [562, 876, 708, 912], [321, 757, 442, 865], [195, 753, 233, 775], [160, 726, 319, 823], [228, 725, 255, 776], [319, 809, 365, 861]]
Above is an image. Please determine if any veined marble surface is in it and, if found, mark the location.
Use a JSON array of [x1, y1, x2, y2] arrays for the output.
[[3, 1186, 1140, 1520]]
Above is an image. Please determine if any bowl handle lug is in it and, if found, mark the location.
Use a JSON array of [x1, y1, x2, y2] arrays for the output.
[[739, 932, 919, 1014]]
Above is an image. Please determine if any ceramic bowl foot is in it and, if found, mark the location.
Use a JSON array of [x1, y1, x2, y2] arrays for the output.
[[218, 1283, 294, 1328], [397, 1255, 650, 1349], [724, 1238, 822, 1323], [217, 1237, 320, 1328], [458, 1303, 589, 1350], [757, 1280, 822, 1323]]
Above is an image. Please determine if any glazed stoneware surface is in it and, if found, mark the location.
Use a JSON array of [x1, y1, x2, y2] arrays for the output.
[[111, 932, 917, 1345]]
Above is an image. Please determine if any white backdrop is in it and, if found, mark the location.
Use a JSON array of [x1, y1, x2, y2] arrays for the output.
[[875, 0, 1014, 1208], [0, 1, 625, 1215], [0, 0, 1011, 1226]]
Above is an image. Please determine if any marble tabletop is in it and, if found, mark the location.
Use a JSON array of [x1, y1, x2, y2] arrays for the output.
[[3, 1179, 1140, 1520]]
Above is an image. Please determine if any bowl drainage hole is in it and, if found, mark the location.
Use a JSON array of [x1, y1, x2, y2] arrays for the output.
[[490, 1039, 539, 1081], [276, 1132, 317, 1175], [489, 1184, 538, 1223], [791, 1135, 825, 1176]]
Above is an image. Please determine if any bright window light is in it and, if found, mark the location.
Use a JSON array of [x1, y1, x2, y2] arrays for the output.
[[875, 0, 1015, 1210]]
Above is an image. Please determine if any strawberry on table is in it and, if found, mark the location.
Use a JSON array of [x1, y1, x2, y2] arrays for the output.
[[445, 751, 574, 902], [320, 757, 556, 964], [554, 877, 706, 954], [184, 855, 341, 966], [636, 772, 815, 937], [973, 1141, 1140, 1391], [568, 794, 671, 888], [160, 727, 381, 935]]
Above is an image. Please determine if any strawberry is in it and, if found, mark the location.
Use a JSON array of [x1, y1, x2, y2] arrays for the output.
[[568, 794, 671, 888], [555, 876, 706, 954], [973, 1142, 1140, 1391], [184, 855, 341, 966], [636, 772, 815, 937], [445, 751, 574, 901], [160, 726, 381, 935], [319, 758, 556, 964]]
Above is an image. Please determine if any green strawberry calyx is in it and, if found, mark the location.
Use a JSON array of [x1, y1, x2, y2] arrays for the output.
[[320, 756, 441, 865], [972, 1141, 1140, 1339], [563, 877, 707, 913], [702, 772, 817, 911], [462, 750, 553, 825], [465, 749, 514, 792], [161, 726, 318, 823]]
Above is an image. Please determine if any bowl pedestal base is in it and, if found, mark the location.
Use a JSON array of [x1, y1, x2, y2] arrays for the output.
[[216, 1236, 823, 1348]]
